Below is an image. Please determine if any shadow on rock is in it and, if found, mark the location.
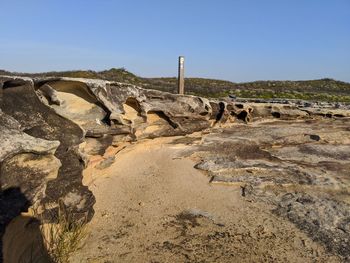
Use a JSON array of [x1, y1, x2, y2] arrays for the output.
[[0, 187, 52, 263]]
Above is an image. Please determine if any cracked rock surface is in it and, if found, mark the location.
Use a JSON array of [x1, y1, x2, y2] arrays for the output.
[[192, 118, 350, 260]]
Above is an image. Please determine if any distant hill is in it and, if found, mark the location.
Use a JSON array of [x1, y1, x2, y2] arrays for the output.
[[0, 68, 143, 85], [1, 68, 350, 102]]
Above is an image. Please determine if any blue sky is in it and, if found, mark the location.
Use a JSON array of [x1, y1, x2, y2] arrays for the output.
[[0, 0, 349, 82]]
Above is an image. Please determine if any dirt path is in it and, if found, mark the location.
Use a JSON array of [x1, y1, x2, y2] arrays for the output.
[[71, 136, 340, 263]]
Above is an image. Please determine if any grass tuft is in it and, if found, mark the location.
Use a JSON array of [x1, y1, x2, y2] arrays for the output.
[[36, 200, 88, 263]]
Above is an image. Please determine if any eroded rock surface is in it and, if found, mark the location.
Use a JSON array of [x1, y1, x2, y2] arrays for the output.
[[0, 77, 95, 220], [0, 76, 96, 262], [192, 119, 350, 260], [71, 133, 346, 263], [1, 75, 349, 262]]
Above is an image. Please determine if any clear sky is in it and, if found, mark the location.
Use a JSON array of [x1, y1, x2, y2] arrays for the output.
[[0, 0, 349, 82]]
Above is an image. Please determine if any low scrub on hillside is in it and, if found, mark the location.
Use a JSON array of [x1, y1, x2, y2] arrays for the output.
[[1, 68, 350, 102]]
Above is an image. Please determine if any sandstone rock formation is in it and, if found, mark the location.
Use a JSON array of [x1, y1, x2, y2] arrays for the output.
[[192, 118, 350, 260], [1, 74, 349, 262], [0, 75, 253, 261]]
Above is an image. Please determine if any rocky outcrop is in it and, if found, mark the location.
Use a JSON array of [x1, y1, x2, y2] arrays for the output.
[[0, 109, 60, 182], [0, 77, 96, 261], [191, 118, 350, 260], [0, 75, 255, 261], [237, 98, 350, 119], [1, 75, 347, 218], [1, 76, 95, 221], [31, 77, 256, 158], [0, 110, 59, 162], [35, 78, 214, 137], [1, 74, 349, 261], [0, 108, 62, 261]]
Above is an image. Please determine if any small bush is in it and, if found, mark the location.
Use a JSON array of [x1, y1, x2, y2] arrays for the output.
[[36, 200, 88, 263]]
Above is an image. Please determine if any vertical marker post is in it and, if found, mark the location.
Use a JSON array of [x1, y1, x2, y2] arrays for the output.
[[178, 56, 185, 94]]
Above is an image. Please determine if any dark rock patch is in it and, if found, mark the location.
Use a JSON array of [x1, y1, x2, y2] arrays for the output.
[[95, 156, 115, 170], [0, 80, 95, 222], [272, 112, 281, 118], [309, 134, 321, 141], [273, 193, 350, 259]]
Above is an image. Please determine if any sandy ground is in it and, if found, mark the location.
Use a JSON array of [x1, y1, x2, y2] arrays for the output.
[[71, 136, 340, 263]]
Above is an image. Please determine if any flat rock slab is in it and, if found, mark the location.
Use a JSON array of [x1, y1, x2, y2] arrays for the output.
[[71, 136, 342, 262], [193, 118, 350, 260]]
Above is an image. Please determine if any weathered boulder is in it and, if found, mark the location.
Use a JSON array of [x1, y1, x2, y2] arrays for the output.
[[250, 103, 309, 119], [209, 101, 253, 125], [0, 76, 95, 222], [1, 152, 61, 205], [35, 77, 214, 139], [0, 109, 60, 163], [0, 108, 61, 238], [301, 107, 350, 118], [36, 80, 115, 137], [235, 98, 350, 120]]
